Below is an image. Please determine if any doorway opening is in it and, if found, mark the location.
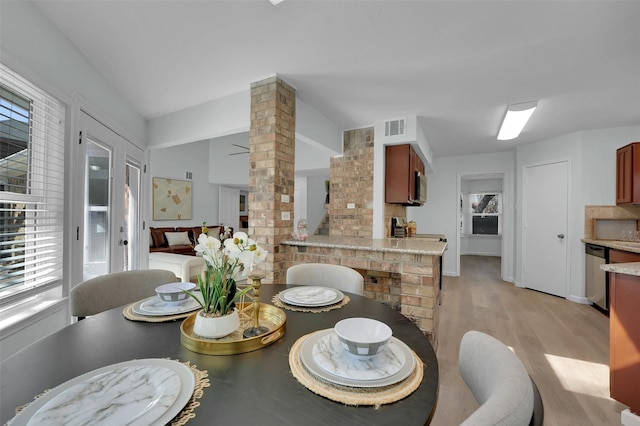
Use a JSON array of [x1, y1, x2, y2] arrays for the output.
[[457, 172, 507, 280]]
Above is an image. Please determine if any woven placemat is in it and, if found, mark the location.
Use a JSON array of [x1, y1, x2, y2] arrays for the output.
[[122, 303, 198, 322], [271, 293, 350, 312], [169, 360, 210, 426], [289, 330, 424, 408], [14, 359, 210, 425]]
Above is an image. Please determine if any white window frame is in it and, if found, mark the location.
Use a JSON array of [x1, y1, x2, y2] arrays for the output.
[[0, 64, 65, 310], [460, 192, 502, 236]]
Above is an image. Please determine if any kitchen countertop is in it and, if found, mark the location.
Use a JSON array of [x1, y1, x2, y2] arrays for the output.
[[601, 262, 640, 277], [582, 238, 640, 254], [281, 235, 447, 256]]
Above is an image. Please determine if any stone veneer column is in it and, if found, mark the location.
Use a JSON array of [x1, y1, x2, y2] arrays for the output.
[[329, 127, 374, 237], [249, 77, 296, 283]]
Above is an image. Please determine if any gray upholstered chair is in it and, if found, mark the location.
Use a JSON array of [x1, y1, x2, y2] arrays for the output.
[[285, 263, 364, 296], [459, 330, 543, 426], [70, 269, 178, 320]]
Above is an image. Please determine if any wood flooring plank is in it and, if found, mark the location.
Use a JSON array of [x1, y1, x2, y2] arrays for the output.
[[429, 255, 627, 425]]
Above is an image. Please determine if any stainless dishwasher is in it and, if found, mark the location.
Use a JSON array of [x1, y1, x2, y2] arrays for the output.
[[585, 243, 609, 311]]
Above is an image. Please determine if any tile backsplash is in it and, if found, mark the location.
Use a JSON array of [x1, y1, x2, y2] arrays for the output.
[[594, 219, 638, 240], [584, 205, 640, 239]]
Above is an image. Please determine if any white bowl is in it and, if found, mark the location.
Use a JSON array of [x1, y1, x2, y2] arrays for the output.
[[334, 317, 392, 357], [155, 282, 196, 305]]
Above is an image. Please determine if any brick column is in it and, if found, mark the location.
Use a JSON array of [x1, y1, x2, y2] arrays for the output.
[[249, 77, 296, 283], [329, 127, 374, 237]]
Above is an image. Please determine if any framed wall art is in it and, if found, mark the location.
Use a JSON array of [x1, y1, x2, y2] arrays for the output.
[[152, 177, 192, 220]]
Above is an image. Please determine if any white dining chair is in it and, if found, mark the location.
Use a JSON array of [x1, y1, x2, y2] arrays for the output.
[[285, 263, 364, 296], [70, 269, 178, 320], [458, 330, 543, 426]]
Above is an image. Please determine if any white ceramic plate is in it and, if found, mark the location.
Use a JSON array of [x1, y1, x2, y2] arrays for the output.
[[312, 331, 404, 380], [133, 295, 201, 317], [279, 286, 344, 307], [299, 329, 416, 388], [10, 359, 195, 426]]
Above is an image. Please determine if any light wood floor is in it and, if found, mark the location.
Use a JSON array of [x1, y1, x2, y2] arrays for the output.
[[429, 255, 627, 425]]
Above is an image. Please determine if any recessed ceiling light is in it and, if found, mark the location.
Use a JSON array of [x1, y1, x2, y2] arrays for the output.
[[497, 101, 537, 141]]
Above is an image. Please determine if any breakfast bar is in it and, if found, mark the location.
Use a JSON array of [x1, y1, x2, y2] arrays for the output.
[[281, 235, 447, 345]]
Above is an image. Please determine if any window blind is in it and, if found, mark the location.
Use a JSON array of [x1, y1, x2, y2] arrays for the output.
[[0, 63, 65, 302]]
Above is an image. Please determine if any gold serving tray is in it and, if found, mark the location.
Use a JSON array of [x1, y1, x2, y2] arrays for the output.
[[180, 302, 286, 355]]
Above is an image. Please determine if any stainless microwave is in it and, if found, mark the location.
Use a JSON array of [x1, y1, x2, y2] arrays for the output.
[[415, 171, 427, 204]]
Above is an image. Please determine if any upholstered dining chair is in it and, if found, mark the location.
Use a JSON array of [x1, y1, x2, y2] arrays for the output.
[[285, 263, 364, 296], [459, 330, 544, 426], [70, 269, 178, 320]]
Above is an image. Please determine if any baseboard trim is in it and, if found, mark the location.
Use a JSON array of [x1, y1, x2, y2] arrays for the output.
[[567, 295, 592, 304]]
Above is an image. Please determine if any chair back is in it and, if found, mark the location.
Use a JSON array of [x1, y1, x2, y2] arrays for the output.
[[70, 269, 178, 319], [459, 330, 540, 426], [286, 263, 364, 296]]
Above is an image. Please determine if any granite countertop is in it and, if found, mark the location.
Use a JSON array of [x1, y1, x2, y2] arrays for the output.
[[281, 235, 447, 256], [601, 262, 640, 277], [582, 238, 640, 254]]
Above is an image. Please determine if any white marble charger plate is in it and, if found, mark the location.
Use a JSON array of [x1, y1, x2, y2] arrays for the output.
[[279, 286, 344, 307], [299, 329, 416, 388], [9, 358, 195, 426], [132, 295, 201, 316]]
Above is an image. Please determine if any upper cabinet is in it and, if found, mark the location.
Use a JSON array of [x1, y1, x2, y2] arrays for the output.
[[616, 142, 640, 205], [385, 144, 426, 206]]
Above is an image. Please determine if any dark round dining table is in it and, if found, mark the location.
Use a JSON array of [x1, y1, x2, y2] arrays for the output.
[[0, 284, 439, 425]]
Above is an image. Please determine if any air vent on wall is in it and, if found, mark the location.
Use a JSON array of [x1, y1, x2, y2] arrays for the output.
[[384, 118, 406, 137]]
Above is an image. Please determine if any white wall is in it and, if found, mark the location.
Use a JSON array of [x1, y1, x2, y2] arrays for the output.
[[460, 236, 502, 256], [581, 126, 640, 206], [408, 150, 515, 279], [0, 1, 146, 145], [209, 133, 251, 186], [149, 140, 220, 228], [148, 91, 251, 149], [515, 125, 640, 302]]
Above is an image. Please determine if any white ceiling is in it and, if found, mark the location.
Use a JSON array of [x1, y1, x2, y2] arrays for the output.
[[32, 0, 640, 158]]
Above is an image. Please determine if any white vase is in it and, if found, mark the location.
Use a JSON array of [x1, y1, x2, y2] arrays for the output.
[[193, 309, 240, 339]]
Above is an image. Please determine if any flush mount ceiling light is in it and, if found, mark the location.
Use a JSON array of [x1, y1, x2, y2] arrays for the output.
[[269, 0, 285, 5], [497, 101, 537, 141]]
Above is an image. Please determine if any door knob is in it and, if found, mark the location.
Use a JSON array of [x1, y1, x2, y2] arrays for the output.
[[557, 234, 565, 239]]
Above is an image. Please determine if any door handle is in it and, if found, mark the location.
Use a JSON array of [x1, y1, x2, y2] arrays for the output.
[[557, 234, 565, 239]]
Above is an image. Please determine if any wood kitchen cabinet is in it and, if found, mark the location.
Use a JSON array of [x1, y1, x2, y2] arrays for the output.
[[616, 142, 640, 204], [609, 248, 640, 263], [608, 270, 640, 413], [385, 144, 425, 205]]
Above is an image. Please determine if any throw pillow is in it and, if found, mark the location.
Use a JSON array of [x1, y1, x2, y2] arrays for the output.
[[150, 228, 167, 247], [165, 231, 191, 246]]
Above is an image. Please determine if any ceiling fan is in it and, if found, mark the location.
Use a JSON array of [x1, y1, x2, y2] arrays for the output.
[[229, 144, 249, 156]]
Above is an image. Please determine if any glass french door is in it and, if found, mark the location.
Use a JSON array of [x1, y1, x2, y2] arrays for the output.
[[75, 111, 144, 283]]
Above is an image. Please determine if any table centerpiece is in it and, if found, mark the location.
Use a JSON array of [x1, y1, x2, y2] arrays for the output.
[[184, 231, 267, 339]]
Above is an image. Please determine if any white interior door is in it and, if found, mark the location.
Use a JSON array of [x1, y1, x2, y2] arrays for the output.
[[523, 160, 569, 297], [218, 186, 240, 230], [73, 111, 144, 283]]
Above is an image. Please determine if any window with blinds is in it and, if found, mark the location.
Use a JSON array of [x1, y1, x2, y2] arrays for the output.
[[0, 63, 65, 303]]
